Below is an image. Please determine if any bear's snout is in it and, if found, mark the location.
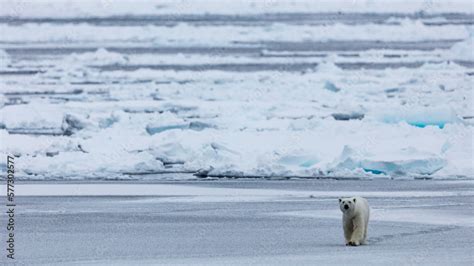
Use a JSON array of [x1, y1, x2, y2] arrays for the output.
[[344, 205, 349, 210]]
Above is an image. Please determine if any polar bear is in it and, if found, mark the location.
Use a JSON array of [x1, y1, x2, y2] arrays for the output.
[[339, 196, 370, 246]]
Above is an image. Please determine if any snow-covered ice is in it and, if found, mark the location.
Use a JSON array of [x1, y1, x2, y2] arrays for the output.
[[0, 0, 473, 180], [7, 179, 474, 265]]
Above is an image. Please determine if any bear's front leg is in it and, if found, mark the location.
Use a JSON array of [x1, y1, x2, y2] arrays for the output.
[[350, 217, 365, 246], [343, 217, 352, 245]]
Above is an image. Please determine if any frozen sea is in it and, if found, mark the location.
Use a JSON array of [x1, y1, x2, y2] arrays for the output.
[[3, 179, 473, 265], [0, 1, 473, 265], [0, 0, 473, 180]]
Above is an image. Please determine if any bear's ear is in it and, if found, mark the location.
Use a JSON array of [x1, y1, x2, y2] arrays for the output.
[[339, 198, 342, 202], [353, 198, 356, 203]]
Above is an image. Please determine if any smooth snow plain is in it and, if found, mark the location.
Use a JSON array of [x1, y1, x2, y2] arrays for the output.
[[0, 0, 473, 180], [6, 179, 474, 265]]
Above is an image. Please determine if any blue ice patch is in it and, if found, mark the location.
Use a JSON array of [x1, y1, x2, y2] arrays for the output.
[[146, 122, 214, 135], [363, 168, 386, 175], [324, 81, 341, 92], [408, 122, 445, 129], [379, 107, 458, 129], [146, 125, 187, 135]]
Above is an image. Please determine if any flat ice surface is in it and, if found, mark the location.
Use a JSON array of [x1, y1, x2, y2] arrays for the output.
[[0, 0, 473, 180], [4, 179, 474, 265]]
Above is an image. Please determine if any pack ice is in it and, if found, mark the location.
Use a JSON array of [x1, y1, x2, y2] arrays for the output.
[[0, 0, 472, 180]]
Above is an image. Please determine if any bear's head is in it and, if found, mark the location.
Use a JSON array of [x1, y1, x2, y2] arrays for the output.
[[338, 197, 356, 214]]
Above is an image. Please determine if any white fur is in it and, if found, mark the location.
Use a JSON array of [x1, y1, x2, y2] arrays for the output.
[[339, 196, 370, 246]]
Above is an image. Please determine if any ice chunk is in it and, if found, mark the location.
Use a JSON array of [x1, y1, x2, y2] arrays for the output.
[[360, 158, 446, 176], [323, 81, 341, 92], [0, 104, 65, 129], [189, 121, 214, 131], [150, 142, 190, 165], [384, 88, 404, 94], [144, 112, 185, 135], [98, 113, 120, 129], [146, 124, 188, 135], [376, 106, 461, 128], [146, 121, 214, 135], [20, 151, 164, 179], [61, 114, 87, 136], [332, 146, 447, 177], [331, 112, 364, 121], [67, 48, 128, 66]]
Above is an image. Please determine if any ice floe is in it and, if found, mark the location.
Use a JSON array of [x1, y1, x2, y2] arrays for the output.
[[0, 1, 472, 180]]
